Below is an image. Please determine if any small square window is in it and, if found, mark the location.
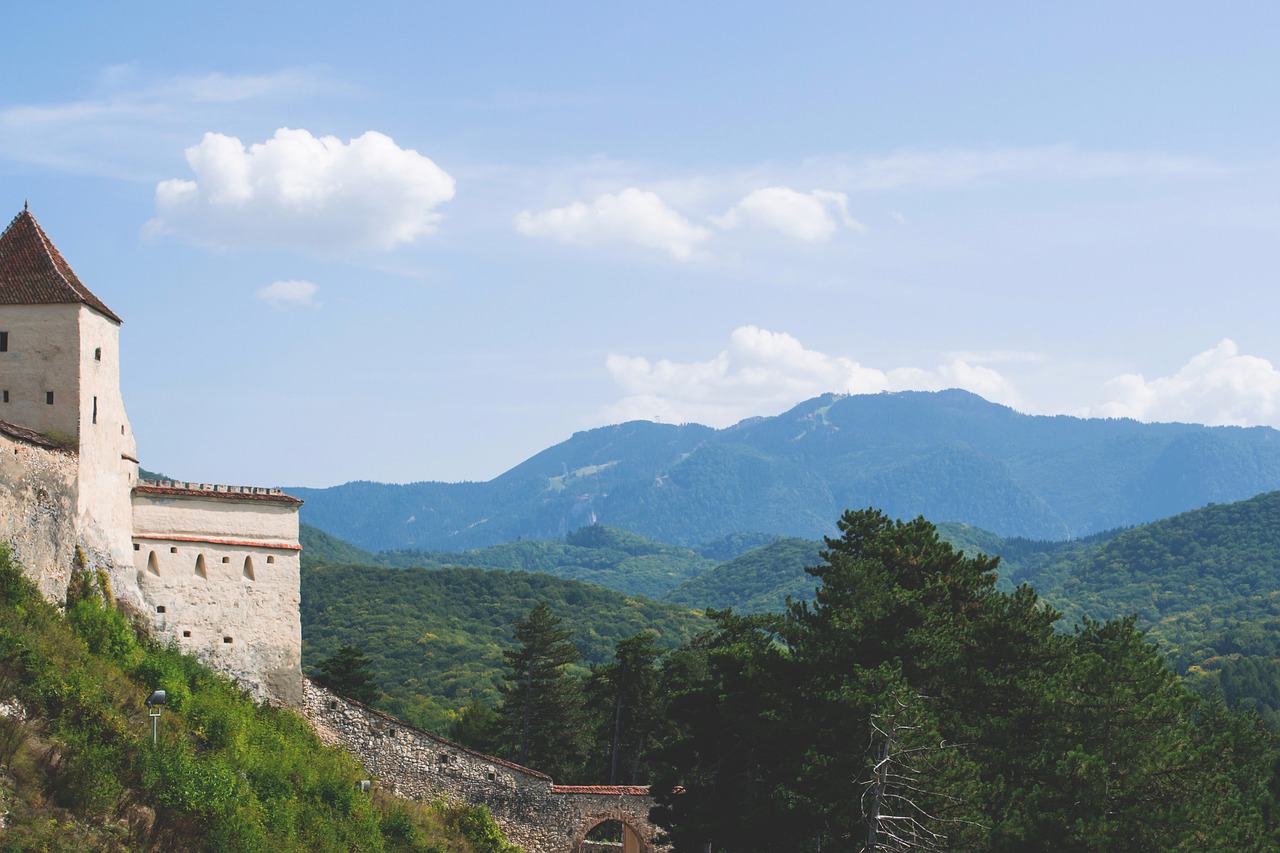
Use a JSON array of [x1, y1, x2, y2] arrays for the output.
[[0, 331, 7, 351], [45, 391, 53, 405], [266, 555, 275, 564], [133, 543, 140, 551], [223, 636, 233, 644], [169, 547, 178, 554], [221, 556, 230, 564], [156, 605, 166, 613], [182, 630, 191, 638], [94, 347, 102, 361]]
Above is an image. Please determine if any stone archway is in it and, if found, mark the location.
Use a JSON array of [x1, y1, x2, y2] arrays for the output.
[[572, 815, 650, 853]]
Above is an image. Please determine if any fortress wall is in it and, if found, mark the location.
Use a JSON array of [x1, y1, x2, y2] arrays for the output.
[[133, 489, 303, 706], [133, 489, 300, 545], [74, 306, 138, 593], [0, 303, 82, 441], [302, 680, 661, 853], [0, 424, 78, 600]]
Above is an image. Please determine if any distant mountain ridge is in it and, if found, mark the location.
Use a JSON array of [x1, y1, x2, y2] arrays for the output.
[[292, 389, 1280, 551]]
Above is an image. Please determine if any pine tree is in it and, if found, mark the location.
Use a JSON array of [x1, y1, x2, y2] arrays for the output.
[[586, 631, 663, 784], [497, 602, 586, 779], [313, 644, 381, 705]]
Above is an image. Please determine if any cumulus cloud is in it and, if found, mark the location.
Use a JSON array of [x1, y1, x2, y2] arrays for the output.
[[1089, 340, 1280, 426], [514, 188, 709, 260], [601, 332, 1280, 434], [256, 279, 320, 308], [601, 326, 1020, 426], [712, 187, 863, 241], [148, 128, 456, 251]]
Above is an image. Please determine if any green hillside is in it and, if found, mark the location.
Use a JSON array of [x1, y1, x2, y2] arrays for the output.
[[1016, 491, 1280, 720], [354, 524, 714, 598], [0, 547, 517, 852], [662, 537, 824, 613], [292, 390, 1280, 550], [300, 563, 709, 732]]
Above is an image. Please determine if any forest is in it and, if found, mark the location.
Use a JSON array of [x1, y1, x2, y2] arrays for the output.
[[397, 509, 1280, 851]]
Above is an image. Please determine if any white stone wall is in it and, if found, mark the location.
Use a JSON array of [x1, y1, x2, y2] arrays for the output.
[[74, 305, 139, 601], [0, 426, 78, 600], [132, 490, 303, 706], [132, 490, 299, 547], [0, 303, 82, 441]]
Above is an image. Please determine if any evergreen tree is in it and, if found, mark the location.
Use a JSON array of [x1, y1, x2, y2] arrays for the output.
[[312, 644, 381, 705], [585, 631, 664, 784], [450, 700, 503, 755], [496, 602, 586, 779]]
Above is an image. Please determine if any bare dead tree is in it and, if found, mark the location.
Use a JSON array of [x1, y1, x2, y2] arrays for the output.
[[860, 694, 981, 852]]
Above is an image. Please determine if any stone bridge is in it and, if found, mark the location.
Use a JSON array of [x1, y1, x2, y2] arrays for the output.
[[302, 679, 663, 852]]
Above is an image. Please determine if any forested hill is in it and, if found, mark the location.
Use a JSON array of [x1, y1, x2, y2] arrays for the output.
[[291, 389, 1280, 551], [1021, 491, 1280, 670], [300, 563, 710, 732], [301, 523, 716, 599]]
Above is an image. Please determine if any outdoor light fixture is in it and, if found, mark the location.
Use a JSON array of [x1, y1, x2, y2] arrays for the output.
[[146, 689, 166, 745]]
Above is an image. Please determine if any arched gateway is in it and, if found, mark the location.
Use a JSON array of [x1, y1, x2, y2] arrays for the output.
[[303, 681, 666, 853], [555, 785, 657, 852]]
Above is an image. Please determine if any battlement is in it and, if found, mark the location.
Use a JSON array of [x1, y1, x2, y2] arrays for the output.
[[135, 480, 302, 504]]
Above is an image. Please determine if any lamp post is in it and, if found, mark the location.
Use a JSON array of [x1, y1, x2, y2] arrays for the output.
[[145, 690, 166, 745]]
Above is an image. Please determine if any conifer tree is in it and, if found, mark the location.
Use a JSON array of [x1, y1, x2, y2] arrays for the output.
[[497, 602, 586, 779], [586, 630, 664, 784], [313, 644, 381, 705]]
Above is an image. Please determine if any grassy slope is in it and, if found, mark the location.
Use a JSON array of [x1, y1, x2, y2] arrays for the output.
[[0, 548, 518, 853]]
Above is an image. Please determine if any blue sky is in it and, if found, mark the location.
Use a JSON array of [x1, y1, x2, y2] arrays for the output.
[[3, 2, 1279, 486]]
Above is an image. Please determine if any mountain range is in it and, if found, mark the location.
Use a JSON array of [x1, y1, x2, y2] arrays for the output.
[[291, 389, 1280, 550]]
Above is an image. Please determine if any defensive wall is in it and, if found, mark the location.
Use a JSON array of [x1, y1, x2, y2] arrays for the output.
[[302, 679, 662, 853], [0, 421, 78, 601], [132, 480, 304, 706]]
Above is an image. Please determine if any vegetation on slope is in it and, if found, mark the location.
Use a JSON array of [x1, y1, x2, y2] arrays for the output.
[[647, 509, 1280, 852], [300, 563, 708, 733], [1015, 490, 1280, 722], [662, 537, 823, 613], [344, 524, 715, 599], [0, 546, 517, 852]]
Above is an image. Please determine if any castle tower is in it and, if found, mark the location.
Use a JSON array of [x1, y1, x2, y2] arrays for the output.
[[0, 206, 140, 595]]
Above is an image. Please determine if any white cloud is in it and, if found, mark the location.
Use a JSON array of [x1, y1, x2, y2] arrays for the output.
[[601, 332, 1280, 434], [256, 279, 320, 308], [1089, 340, 1280, 426], [148, 128, 456, 251], [712, 187, 863, 241], [514, 187, 709, 260], [601, 326, 1021, 426]]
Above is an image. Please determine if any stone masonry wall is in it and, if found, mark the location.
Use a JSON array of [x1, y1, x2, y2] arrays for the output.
[[0, 422, 78, 601], [302, 679, 662, 853]]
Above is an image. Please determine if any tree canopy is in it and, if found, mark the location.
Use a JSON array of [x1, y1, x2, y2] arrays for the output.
[[647, 508, 1280, 852]]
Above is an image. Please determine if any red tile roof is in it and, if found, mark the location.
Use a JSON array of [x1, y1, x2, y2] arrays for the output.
[[550, 785, 652, 796], [0, 207, 122, 324], [0, 419, 75, 452]]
